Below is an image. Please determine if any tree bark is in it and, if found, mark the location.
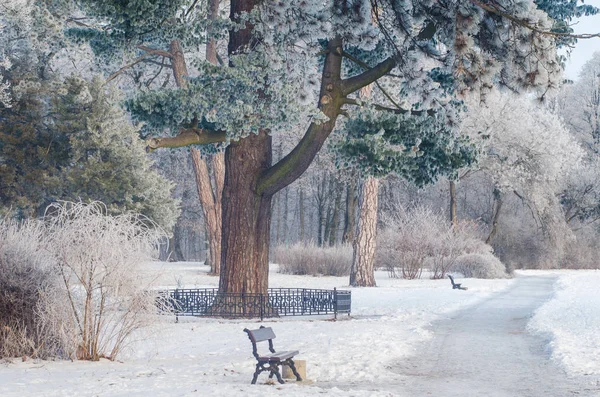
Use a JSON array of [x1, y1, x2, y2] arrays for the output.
[[191, 149, 224, 274], [219, 130, 273, 294], [342, 179, 357, 244], [486, 188, 503, 245], [350, 177, 378, 287], [449, 180, 458, 228]]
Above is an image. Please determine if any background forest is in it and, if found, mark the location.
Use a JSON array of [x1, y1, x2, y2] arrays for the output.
[[1, 0, 600, 279]]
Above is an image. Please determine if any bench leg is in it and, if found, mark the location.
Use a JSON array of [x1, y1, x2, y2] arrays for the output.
[[271, 363, 285, 384], [285, 359, 302, 381], [251, 363, 262, 384]]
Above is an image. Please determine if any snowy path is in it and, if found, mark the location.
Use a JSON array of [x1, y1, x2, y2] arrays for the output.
[[391, 275, 598, 396], [324, 275, 599, 396]]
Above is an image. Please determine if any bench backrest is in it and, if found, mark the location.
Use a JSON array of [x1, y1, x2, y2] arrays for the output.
[[245, 326, 276, 343], [244, 326, 276, 359]]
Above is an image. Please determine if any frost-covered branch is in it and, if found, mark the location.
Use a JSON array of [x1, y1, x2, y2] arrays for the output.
[[145, 128, 226, 152], [470, 0, 600, 39], [342, 97, 434, 117], [341, 57, 397, 96]]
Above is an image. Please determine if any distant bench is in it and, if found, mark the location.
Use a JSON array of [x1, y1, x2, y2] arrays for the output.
[[243, 326, 302, 384], [448, 275, 467, 290]]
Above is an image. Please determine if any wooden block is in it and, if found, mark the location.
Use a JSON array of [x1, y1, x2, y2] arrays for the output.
[[282, 359, 306, 380]]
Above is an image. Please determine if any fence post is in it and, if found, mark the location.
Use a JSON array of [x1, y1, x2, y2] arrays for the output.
[[334, 287, 338, 320], [260, 294, 264, 321]]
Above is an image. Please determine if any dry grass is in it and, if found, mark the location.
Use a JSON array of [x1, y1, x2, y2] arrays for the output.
[[0, 220, 58, 359], [272, 242, 352, 276]]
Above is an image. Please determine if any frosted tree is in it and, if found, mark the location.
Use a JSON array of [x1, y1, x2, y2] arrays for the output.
[[56, 0, 595, 297], [0, 3, 178, 228], [555, 53, 600, 227], [559, 52, 600, 152], [460, 90, 583, 255], [53, 77, 180, 230]]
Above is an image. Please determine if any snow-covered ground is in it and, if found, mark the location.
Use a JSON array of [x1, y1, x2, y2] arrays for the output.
[[2, 265, 599, 396], [0, 263, 513, 396], [528, 270, 600, 377]]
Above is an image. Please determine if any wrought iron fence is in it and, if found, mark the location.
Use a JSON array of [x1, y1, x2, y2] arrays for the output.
[[163, 287, 351, 320]]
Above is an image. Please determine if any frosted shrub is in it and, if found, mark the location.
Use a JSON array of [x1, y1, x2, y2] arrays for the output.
[[377, 206, 440, 279], [40, 201, 168, 361], [562, 232, 600, 270], [273, 243, 352, 276], [429, 221, 491, 279], [0, 220, 58, 359], [378, 206, 498, 279], [452, 253, 508, 279]]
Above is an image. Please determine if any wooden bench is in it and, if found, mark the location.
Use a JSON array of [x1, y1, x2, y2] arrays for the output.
[[448, 275, 467, 290], [243, 326, 302, 384]]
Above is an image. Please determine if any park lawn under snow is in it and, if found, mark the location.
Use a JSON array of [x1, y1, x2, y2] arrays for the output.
[[11, 265, 600, 396], [0, 262, 513, 397], [528, 269, 600, 377]]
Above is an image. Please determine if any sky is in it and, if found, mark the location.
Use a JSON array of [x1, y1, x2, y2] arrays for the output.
[[562, 0, 600, 81]]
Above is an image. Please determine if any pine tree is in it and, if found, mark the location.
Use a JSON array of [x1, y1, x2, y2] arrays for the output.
[[53, 77, 180, 230], [53, 0, 597, 299]]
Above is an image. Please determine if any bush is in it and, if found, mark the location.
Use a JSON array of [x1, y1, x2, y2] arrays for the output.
[[377, 207, 439, 279], [40, 201, 168, 361], [273, 243, 352, 276], [0, 220, 59, 359], [377, 206, 493, 279], [452, 252, 508, 279], [0, 201, 168, 361]]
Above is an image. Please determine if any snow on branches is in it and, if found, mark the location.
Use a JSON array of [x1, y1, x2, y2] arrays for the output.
[[461, 90, 582, 199]]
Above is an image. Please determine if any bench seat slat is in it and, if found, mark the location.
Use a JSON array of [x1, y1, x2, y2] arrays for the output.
[[258, 350, 299, 362]]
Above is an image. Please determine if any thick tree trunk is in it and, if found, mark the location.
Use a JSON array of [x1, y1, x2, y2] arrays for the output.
[[342, 179, 357, 244], [219, 131, 272, 294], [449, 180, 458, 228], [486, 188, 503, 245], [217, 18, 387, 295], [350, 177, 379, 287], [191, 149, 224, 274]]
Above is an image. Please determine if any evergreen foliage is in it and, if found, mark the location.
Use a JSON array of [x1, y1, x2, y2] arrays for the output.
[[53, 77, 180, 230], [0, 78, 70, 217], [335, 106, 476, 184]]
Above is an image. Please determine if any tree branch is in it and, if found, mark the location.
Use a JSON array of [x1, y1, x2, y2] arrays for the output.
[[341, 57, 397, 96], [342, 97, 434, 116], [342, 51, 404, 109], [257, 37, 345, 197], [145, 128, 226, 152], [137, 45, 173, 58], [471, 0, 600, 39], [105, 53, 153, 84]]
